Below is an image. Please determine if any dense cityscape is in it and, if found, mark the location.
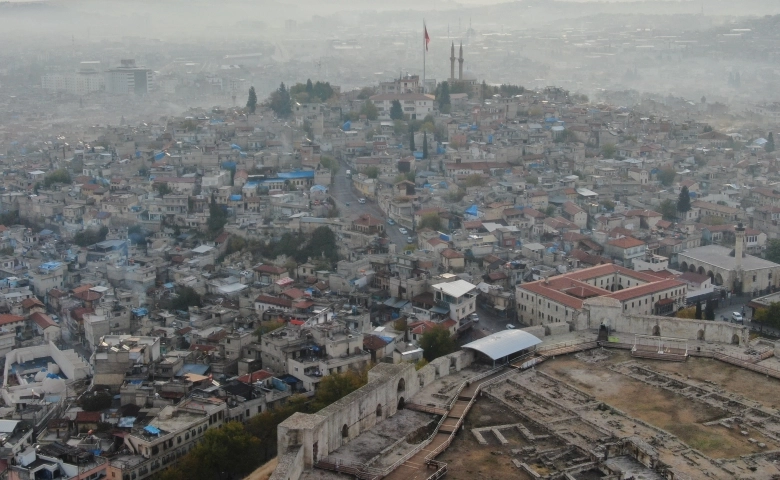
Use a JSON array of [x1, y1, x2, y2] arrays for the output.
[[2, 1, 780, 479]]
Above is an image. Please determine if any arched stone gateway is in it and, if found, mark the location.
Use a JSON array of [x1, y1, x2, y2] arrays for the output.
[[376, 404, 382, 418], [732, 334, 740, 346], [341, 424, 348, 438], [697, 330, 704, 341], [652, 325, 661, 336], [680, 261, 688, 272], [698, 266, 705, 275], [689, 264, 696, 273], [397, 397, 405, 410], [397, 378, 405, 393], [707, 271, 714, 283], [715, 273, 724, 286]]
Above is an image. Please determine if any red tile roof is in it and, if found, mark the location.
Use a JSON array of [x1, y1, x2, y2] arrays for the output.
[[237, 370, 274, 384], [255, 295, 293, 308], [30, 312, 57, 330], [0, 314, 24, 326], [607, 237, 646, 249]]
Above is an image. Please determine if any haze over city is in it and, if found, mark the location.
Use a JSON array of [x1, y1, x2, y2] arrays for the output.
[[3, 1, 780, 480]]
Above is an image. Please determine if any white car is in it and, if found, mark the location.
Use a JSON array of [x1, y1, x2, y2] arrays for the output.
[[358, 198, 366, 204], [469, 313, 479, 322], [732, 312, 744, 323], [506, 324, 516, 329], [399, 227, 408, 235]]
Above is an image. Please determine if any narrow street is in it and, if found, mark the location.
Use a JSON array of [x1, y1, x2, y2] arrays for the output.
[[331, 158, 410, 249]]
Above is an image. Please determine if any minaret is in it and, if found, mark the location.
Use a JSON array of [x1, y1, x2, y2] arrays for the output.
[[458, 42, 464, 80], [450, 42, 455, 81], [734, 222, 745, 267]]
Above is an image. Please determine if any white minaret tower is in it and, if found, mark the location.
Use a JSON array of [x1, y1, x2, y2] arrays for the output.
[[734, 222, 745, 267], [450, 42, 456, 81]]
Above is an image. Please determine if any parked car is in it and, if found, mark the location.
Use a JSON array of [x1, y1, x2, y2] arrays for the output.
[[358, 198, 366, 204], [399, 227, 408, 234], [387, 218, 395, 225], [732, 312, 743, 323], [407, 236, 414, 243], [469, 313, 479, 322], [506, 324, 516, 329]]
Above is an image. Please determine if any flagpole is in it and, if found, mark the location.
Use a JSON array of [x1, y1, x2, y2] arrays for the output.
[[423, 20, 426, 95]]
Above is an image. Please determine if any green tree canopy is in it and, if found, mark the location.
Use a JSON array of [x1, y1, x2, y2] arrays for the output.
[[658, 167, 677, 187], [601, 143, 617, 158], [422, 132, 429, 159], [365, 166, 380, 179], [677, 185, 691, 213], [659, 199, 677, 221], [44, 169, 72, 187], [462, 174, 486, 188], [156, 183, 172, 196], [246, 86, 257, 114], [208, 195, 228, 234], [437, 81, 451, 113], [409, 130, 416, 152], [418, 213, 443, 231], [319, 156, 339, 175], [755, 302, 780, 329], [766, 239, 780, 263], [360, 101, 378, 121], [170, 286, 202, 311], [766, 132, 775, 153], [73, 226, 108, 247], [390, 100, 404, 120], [269, 82, 292, 117], [419, 326, 456, 361]]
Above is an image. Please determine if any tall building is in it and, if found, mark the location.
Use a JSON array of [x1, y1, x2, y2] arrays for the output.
[[105, 59, 153, 95], [41, 61, 104, 95]]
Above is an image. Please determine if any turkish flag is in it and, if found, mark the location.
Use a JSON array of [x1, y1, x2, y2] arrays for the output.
[[424, 25, 430, 51]]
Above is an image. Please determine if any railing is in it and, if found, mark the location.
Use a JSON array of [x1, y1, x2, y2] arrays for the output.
[[404, 403, 448, 416]]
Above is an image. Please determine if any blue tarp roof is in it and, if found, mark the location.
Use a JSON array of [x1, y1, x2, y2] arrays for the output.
[[277, 171, 315, 179], [230, 144, 241, 150], [279, 375, 300, 385], [132, 308, 148, 316], [144, 426, 161, 435], [230, 194, 242, 201], [465, 205, 479, 216], [154, 152, 166, 161]]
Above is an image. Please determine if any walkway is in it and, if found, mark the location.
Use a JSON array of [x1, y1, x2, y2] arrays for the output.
[[381, 370, 511, 480]]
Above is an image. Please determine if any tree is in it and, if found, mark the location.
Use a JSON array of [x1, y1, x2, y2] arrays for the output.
[[545, 205, 557, 217], [365, 166, 380, 179], [601, 143, 616, 158], [311, 369, 367, 411], [657, 167, 676, 187], [677, 185, 691, 213], [524, 175, 538, 185], [600, 199, 616, 212], [156, 183, 172, 196], [170, 286, 202, 311], [306, 78, 313, 94], [269, 82, 291, 117], [419, 326, 456, 361], [409, 130, 416, 152], [767, 132, 775, 153], [357, 86, 375, 100], [462, 174, 486, 187], [208, 194, 228, 234], [418, 213, 443, 232], [422, 132, 429, 159], [73, 226, 108, 247], [79, 391, 113, 411], [695, 300, 702, 320], [704, 300, 715, 320], [676, 306, 697, 319], [360, 101, 378, 121], [43, 169, 72, 187], [319, 156, 339, 176], [437, 81, 451, 113], [246, 86, 257, 114], [754, 302, 780, 329], [659, 199, 677, 221], [390, 100, 404, 120], [766, 239, 780, 263]]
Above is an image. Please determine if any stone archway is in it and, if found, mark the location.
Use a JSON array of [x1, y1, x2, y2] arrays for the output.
[[652, 325, 661, 336], [697, 329, 704, 341], [698, 266, 705, 275], [397, 397, 405, 410], [376, 404, 383, 418], [341, 424, 349, 438], [689, 264, 696, 273], [707, 271, 714, 283], [680, 261, 688, 272], [731, 334, 740, 346], [715, 273, 724, 286], [397, 378, 405, 393]]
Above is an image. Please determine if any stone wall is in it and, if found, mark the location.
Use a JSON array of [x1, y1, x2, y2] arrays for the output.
[[581, 297, 748, 346], [273, 350, 476, 480]]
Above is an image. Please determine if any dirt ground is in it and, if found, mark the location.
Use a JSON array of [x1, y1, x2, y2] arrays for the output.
[[436, 398, 535, 480], [538, 351, 780, 458]]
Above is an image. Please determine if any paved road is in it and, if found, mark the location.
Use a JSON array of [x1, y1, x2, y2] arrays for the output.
[[331, 158, 410, 249]]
